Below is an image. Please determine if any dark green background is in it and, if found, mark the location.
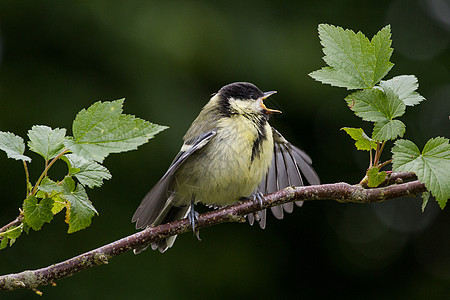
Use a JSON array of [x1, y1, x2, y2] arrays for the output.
[[1, 0, 449, 299]]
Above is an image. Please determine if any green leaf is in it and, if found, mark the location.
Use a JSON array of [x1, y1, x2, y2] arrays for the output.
[[341, 127, 377, 151], [61, 177, 98, 233], [27, 125, 66, 160], [51, 196, 67, 214], [64, 154, 112, 188], [0, 131, 31, 162], [372, 119, 406, 141], [309, 24, 393, 89], [367, 166, 387, 187], [64, 99, 168, 162], [345, 88, 405, 122], [392, 138, 450, 208], [0, 225, 23, 250], [38, 177, 62, 194], [345, 88, 406, 141], [23, 196, 55, 231], [0, 236, 7, 250], [379, 75, 425, 106], [371, 26, 395, 85]]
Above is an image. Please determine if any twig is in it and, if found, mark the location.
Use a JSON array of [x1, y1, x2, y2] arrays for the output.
[[0, 173, 426, 292], [30, 148, 69, 196], [0, 214, 24, 235]]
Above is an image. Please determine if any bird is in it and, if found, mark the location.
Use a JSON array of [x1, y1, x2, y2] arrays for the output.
[[132, 82, 320, 253]]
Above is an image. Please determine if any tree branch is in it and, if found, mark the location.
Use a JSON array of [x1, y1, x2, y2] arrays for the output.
[[0, 173, 426, 292]]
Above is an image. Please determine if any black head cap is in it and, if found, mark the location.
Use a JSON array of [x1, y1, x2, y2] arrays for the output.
[[218, 82, 264, 101]]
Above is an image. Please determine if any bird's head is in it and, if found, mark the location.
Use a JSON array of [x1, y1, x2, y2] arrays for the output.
[[217, 82, 281, 117]]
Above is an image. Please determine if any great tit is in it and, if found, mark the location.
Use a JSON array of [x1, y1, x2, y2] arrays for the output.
[[132, 82, 319, 253]]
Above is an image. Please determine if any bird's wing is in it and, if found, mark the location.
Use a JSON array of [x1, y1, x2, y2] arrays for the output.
[[250, 128, 320, 228], [132, 129, 217, 229]]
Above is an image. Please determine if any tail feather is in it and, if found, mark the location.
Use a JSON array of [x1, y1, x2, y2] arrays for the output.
[[133, 203, 190, 254], [132, 177, 172, 229]]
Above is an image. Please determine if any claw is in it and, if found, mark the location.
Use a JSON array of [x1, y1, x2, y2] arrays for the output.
[[253, 212, 261, 222], [188, 199, 201, 241], [241, 192, 265, 210], [242, 193, 266, 228]]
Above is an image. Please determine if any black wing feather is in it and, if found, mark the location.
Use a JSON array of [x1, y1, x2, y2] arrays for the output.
[[132, 130, 217, 229], [251, 128, 320, 227]]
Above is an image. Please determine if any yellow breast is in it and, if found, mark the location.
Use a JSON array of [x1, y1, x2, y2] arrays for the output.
[[173, 115, 274, 207]]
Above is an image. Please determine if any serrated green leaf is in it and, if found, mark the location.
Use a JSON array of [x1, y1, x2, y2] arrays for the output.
[[371, 25, 395, 84], [23, 196, 54, 231], [309, 68, 365, 90], [0, 225, 23, 250], [27, 125, 66, 160], [346, 88, 406, 122], [64, 99, 168, 162], [62, 177, 98, 233], [379, 75, 425, 106], [373, 119, 406, 141], [345, 88, 406, 141], [392, 138, 450, 208], [0, 131, 31, 162], [309, 24, 393, 89], [4, 225, 22, 246], [341, 127, 377, 151], [38, 177, 62, 194], [367, 166, 387, 187], [64, 154, 111, 188]]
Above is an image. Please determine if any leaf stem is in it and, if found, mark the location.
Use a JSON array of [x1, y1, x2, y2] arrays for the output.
[[0, 213, 24, 235], [44, 160, 49, 177], [378, 159, 393, 170], [22, 161, 31, 197], [378, 141, 386, 160], [373, 142, 380, 166], [373, 141, 386, 167], [0, 223, 23, 237], [31, 148, 70, 196]]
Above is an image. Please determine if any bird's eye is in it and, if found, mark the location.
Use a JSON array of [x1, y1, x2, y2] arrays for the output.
[[249, 93, 255, 99]]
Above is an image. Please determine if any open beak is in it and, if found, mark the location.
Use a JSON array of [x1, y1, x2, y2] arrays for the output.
[[261, 91, 282, 114]]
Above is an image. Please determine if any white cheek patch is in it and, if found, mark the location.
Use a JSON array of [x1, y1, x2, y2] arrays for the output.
[[229, 98, 260, 114]]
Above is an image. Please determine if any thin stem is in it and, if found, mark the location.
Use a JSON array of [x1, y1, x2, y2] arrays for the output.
[[31, 148, 70, 196], [373, 141, 386, 167], [377, 141, 386, 164], [0, 223, 23, 237], [369, 148, 373, 168], [44, 160, 49, 177], [0, 214, 24, 234], [373, 142, 380, 166], [378, 159, 393, 170], [22, 161, 31, 197]]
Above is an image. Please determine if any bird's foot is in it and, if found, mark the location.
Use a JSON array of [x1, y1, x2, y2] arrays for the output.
[[188, 202, 201, 241], [241, 192, 265, 210], [241, 192, 265, 223]]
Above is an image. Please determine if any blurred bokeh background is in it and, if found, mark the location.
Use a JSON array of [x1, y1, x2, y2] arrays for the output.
[[1, 0, 449, 299]]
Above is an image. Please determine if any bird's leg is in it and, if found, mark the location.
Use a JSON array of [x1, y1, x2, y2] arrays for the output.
[[188, 197, 201, 241]]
